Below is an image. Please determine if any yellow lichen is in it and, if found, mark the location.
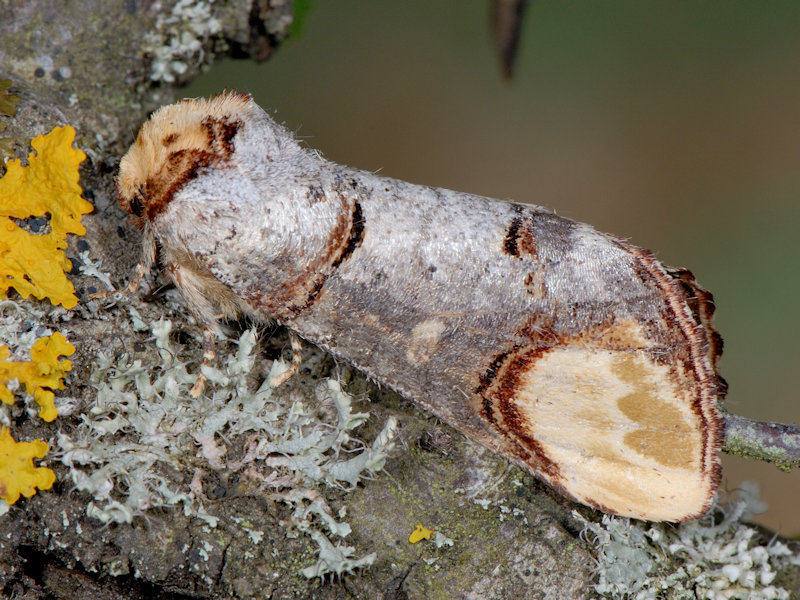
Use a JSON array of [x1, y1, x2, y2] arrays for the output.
[[0, 125, 91, 308], [0, 333, 74, 422], [409, 523, 435, 544], [0, 426, 55, 504]]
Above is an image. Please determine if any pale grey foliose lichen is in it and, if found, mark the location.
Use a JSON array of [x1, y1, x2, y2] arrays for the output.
[[144, 0, 224, 83], [576, 482, 800, 599], [54, 316, 398, 578]]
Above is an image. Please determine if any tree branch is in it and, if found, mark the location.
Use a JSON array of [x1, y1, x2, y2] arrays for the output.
[[723, 412, 800, 471]]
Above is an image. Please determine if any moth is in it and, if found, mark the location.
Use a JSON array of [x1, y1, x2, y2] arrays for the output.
[[114, 92, 725, 522]]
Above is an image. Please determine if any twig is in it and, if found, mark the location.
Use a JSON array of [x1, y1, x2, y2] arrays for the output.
[[722, 412, 800, 471]]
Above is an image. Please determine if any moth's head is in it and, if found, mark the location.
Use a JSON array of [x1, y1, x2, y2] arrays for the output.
[[117, 91, 253, 225]]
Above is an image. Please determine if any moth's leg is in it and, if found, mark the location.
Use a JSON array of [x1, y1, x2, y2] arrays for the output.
[[190, 328, 217, 398], [89, 261, 149, 299], [269, 331, 303, 387], [164, 260, 228, 398], [90, 227, 157, 300]]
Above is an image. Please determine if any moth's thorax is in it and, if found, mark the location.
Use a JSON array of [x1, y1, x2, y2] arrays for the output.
[[116, 92, 259, 225]]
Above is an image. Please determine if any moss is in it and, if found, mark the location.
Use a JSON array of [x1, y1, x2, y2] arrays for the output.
[[339, 399, 593, 598]]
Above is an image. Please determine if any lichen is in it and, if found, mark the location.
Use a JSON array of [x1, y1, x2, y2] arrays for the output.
[[0, 332, 74, 422], [0, 426, 55, 504], [0, 122, 88, 510], [144, 0, 224, 83], [57, 316, 397, 577], [0, 125, 91, 309], [577, 482, 800, 599], [409, 523, 435, 544], [301, 530, 376, 580]]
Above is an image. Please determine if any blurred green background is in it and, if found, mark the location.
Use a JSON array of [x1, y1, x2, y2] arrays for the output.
[[186, 1, 800, 533]]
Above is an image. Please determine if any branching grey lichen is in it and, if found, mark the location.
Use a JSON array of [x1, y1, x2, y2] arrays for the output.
[[144, 0, 224, 83], [53, 317, 398, 578], [576, 482, 800, 599]]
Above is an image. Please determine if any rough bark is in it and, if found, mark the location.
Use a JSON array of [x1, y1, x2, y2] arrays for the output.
[[0, 2, 597, 598], [0, 2, 796, 599]]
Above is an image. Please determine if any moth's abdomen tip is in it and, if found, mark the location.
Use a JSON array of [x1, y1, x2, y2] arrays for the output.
[[477, 314, 723, 522]]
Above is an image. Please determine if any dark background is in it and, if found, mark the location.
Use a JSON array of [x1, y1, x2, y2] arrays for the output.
[[186, 1, 800, 533]]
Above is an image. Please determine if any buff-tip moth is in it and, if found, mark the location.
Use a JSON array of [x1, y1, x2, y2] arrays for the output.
[[112, 92, 725, 522]]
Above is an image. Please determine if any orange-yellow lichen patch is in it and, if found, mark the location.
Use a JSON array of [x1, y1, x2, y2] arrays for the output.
[[408, 524, 435, 544], [0, 332, 74, 422], [0, 125, 91, 308], [0, 426, 55, 504]]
